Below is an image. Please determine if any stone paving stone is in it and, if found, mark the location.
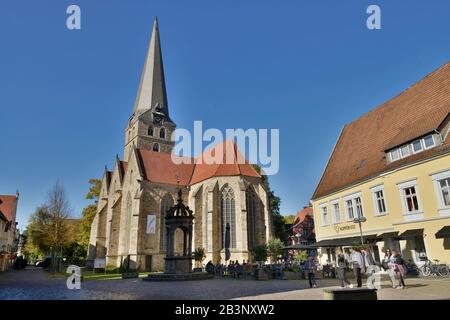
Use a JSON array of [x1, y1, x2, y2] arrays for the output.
[[1, 268, 449, 300]]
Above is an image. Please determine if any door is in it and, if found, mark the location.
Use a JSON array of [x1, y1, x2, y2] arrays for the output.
[[145, 255, 152, 272]]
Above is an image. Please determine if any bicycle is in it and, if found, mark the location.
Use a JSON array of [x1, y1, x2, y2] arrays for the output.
[[403, 259, 420, 276], [419, 259, 450, 277]]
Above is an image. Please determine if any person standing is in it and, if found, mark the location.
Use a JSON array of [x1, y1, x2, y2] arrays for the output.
[[304, 256, 318, 288], [350, 248, 364, 288], [391, 250, 406, 289], [336, 249, 351, 288]]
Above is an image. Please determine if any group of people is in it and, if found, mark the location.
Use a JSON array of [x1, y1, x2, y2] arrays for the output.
[[305, 247, 407, 289], [205, 260, 253, 278]]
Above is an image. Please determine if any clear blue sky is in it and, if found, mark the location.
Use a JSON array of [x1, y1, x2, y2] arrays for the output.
[[1, 0, 449, 230]]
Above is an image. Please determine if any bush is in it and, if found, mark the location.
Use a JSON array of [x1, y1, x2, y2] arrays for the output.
[[267, 238, 284, 262], [252, 244, 268, 263]]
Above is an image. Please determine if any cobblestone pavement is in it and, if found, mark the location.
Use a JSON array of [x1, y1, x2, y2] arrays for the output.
[[1, 268, 449, 300]]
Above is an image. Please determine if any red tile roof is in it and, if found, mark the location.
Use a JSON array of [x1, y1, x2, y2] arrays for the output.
[[136, 140, 260, 186], [313, 62, 450, 200], [0, 195, 18, 222], [293, 207, 313, 226]]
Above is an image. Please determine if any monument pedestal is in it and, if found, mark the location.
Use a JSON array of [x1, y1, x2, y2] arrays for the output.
[[165, 256, 192, 274]]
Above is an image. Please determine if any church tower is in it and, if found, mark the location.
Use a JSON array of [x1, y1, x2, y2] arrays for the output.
[[124, 17, 175, 160]]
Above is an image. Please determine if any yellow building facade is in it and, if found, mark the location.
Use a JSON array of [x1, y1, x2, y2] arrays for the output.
[[312, 152, 450, 266], [311, 61, 450, 267]]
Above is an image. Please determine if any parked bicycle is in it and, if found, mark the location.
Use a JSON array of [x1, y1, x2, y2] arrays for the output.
[[404, 259, 420, 276], [419, 259, 450, 277]]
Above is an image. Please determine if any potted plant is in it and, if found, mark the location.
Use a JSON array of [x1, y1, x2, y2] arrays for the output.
[[192, 247, 206, 272], [284, 250, 308, 280]]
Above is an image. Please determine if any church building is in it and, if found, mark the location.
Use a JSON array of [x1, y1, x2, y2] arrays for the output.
[[87, 18, 273, 271]]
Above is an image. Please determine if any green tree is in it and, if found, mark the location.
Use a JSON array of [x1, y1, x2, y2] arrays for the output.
[[252, 244, 268, 264], [267, 238, 284, 262], [76, 179, 101, 251], [193, 247, 206, 268], [283, 215, 296, 224], [252, 165, 284, 240], [293, 250, 309, 264]]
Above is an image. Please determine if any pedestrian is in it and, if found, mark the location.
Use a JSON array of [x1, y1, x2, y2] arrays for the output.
[[390, 250, 406, 289], [304, 255, 318, 288], [335, 249, 351, 288], [362, 247, 377, 274], [350, 247, 364, 288]]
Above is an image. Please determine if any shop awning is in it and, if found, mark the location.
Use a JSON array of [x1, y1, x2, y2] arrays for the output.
[[398, 229, 423, 240], [284, 244, 311, 250], [309, 234, 378, 248], [377, 232, 399, 239], [435, 226, 450, 239]]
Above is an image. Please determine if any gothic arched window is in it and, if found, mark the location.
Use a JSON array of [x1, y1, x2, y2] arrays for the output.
[[160, 127, 166, 139], [221, 185, 236, 249], [148, 126, 154, 136], [160, 194, 174, 251], [246, 187, 257, 250], [153, 143, 160, 152]]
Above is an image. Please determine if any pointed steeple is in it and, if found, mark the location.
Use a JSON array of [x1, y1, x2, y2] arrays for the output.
[[132, 17, 170, 118]]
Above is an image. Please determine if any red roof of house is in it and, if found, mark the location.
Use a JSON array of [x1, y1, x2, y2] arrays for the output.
[[0, 195, 18, 222], [313, 62, 450, 200], [136, 140, 260, 186], [293, 207, 313, 226]]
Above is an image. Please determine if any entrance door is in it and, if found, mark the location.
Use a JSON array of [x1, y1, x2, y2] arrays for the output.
[[145, 255, 152, 272]]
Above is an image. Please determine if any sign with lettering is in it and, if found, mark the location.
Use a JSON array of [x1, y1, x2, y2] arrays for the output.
[[334, 224, 356, 233], [146, 215, 156, 234]]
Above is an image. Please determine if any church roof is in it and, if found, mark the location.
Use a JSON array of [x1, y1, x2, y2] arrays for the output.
[[0, 195, 18, 222], [132, 17, 170, 121], [312, 61, 450, 200], [135, 140, 260, 186]]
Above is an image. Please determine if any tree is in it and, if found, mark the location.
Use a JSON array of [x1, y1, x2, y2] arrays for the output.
[[283, 215, 296, 224], [252, 165, 285, 240], [293, 250, 309, 264], [192, 247, 206, 268], [252, 244, 268, 264], [267, 238, 284, 262], [25, 181, 72, 271], [76, 179, 101, 253]]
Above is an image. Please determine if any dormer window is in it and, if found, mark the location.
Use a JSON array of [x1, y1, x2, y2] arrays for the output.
[[160, 127, 166, 139], [148, 126, 154, 136], [389, 133, 437, 163], [423, 134, 435, 149]]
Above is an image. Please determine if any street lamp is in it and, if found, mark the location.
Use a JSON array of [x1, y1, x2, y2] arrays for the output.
[[353, 216, 367, 245]]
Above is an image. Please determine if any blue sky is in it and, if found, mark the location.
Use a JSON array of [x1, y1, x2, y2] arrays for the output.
[[1, 0, 449, 229]]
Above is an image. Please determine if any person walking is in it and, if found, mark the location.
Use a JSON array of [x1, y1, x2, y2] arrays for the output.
[[335, 249, 351, 288], [390, 250, 406, 289], [304, 256, 318, 288], [350, 247, 364, 288]]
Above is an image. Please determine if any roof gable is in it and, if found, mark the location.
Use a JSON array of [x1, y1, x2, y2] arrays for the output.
[[0, 195, 18, 222]]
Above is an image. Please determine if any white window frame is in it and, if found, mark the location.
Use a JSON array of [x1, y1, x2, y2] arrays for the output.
[[319, 203, 329, 226], [411, 139, 424, 154], [370, 184, 389, 216], [343, 192, 363, 221], [330, 199, 341, 224], [431, 169, 450, 217], [423, 134, 436, 150], [397, 179, 424, 221], [390, 149, 400, 162]]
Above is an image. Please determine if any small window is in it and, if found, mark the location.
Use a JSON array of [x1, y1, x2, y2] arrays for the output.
[[400, 145, 410, 158], [153, 143, 160, 152], [160, 127, 166, 139], [412, 140, 423, 153], [333, 203, 340, 223], [321, 206, 328, 225], [148, 127, 154, 136], [439, 178, 450, 207], [404, 186, 419, 213], [423, 135, 435, 149], [355, 197, 364, 218], [390, 149, 400, 162], [346, 200, 354, 220], [375, 190, 387, 214]]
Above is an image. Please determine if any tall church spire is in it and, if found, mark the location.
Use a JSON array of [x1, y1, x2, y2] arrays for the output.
[[132, 17, 170, 118]]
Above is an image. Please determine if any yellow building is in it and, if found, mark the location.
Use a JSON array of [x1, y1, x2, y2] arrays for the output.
[[311, 62, 450, 267]]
